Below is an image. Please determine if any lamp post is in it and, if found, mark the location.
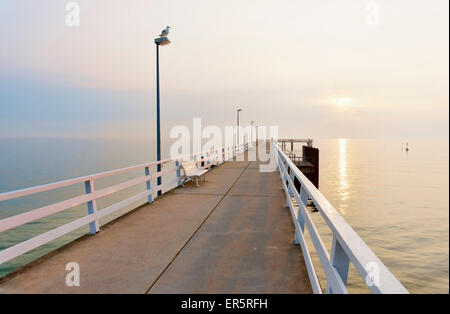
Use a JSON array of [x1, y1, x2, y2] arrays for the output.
[[236, 109, 242, 146], [154, 27, 171, 196], [251, 121, 254, 146]]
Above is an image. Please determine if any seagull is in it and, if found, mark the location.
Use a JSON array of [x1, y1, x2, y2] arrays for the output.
[[160, 26, 171, 37]]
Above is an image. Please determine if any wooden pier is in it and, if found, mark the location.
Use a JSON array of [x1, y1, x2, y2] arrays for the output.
[[0, 141, 408, 294], [0, 144, 312, 294]]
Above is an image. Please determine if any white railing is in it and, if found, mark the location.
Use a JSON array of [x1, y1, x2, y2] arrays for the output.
[[0, 143, 249, 265], [273, 141, 408, 294]]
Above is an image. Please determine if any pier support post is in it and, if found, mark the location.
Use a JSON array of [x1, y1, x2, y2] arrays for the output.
[[206, 152, 211, 170], [175, 161, 182, 187], [84, 180, 99, 234], [145, 166, 153, 203]]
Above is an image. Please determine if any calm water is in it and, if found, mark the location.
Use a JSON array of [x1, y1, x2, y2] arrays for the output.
[[311, 139, 449, 294], [0, 138, 448, 293]]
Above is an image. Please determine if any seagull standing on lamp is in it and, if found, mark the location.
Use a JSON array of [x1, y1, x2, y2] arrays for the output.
[[154, 26, 171, 196]]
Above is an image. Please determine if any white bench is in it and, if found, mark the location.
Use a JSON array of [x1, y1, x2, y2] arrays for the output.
[[181, 160, 208, 187]]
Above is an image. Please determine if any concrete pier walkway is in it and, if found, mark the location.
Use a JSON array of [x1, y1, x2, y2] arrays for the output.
[[0, 147, 312, 294]]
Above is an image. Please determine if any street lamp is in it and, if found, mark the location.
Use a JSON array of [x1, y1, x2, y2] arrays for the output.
[[154, 26, 171, 196], [236, 109, 242, 146], [251, 121, 255, 146]]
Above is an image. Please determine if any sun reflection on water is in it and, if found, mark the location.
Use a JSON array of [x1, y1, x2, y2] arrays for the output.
[[338, 138, 349, 213]]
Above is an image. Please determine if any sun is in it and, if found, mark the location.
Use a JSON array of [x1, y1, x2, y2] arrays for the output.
[[332, 97, 354, 107]]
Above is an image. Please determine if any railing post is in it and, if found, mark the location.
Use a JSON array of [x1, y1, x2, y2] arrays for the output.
[[294, 186, 308, 245], [326, 235, 350, 293], [289, 170, 295, 197], [84, 180, 99, 234], [175, 160, 182, 187], [276, 150, 283, 181], [299, 184, 308, 206], [206, 152, 211, 170], [284, 166, 291, 207], [145, 166, 153, 203]]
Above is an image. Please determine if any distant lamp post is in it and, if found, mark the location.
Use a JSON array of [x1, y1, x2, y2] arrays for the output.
[[236, 109, 242, 145], [251, 121, 255, 146], [255, 123, 259, 146], [154, 26, 171, 196]]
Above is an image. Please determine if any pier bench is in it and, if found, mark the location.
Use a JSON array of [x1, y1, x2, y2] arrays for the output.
[[181, 160, 208, 187]]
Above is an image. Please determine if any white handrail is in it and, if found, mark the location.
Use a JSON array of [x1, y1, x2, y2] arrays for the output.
[[0, 159, 173, 202], [0, 143, 249, 266], [273, 141, 408, 294]]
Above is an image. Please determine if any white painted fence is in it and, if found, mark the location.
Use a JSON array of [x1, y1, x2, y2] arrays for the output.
[[274, 141, 408, 294], [0, 143, 249, 265]]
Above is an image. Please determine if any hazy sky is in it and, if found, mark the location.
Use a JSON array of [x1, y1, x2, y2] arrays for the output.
[[0, 0, 448, 139]]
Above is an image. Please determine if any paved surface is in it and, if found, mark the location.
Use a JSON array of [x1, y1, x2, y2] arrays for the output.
[[0, 145, 312, 294]]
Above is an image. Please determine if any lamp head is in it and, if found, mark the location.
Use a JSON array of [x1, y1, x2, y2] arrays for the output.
[[155, 37, 171, 45]]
